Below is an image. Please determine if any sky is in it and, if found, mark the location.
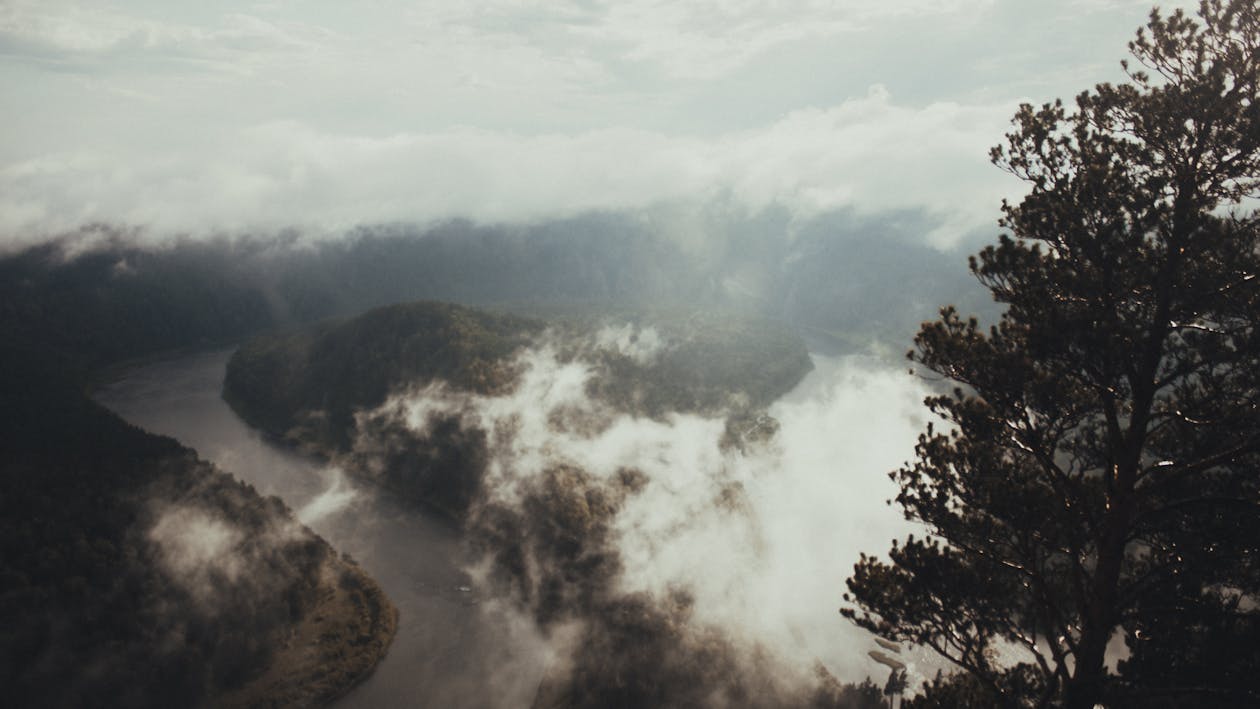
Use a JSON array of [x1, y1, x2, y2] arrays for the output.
[[0, 0, 1198, 247]]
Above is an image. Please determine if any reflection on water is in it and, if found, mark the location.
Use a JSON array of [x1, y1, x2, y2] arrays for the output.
[[95, 348, 546, 708]]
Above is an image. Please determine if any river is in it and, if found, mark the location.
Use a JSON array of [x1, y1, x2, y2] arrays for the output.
[[94, 348, 548, 708]]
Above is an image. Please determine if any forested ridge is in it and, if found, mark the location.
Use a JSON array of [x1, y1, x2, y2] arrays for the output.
[[0, 246, 397, 706], [222, 300, 813, 514], [0, 208, 980, 372]]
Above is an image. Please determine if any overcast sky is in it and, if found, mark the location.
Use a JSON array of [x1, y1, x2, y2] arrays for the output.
[[0, 0, 1196, 247]]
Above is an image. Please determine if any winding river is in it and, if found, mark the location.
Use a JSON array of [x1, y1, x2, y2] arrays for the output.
[[95, 348, 547, 708]]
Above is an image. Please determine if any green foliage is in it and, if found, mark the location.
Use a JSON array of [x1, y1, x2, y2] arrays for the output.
[[543, 306, 814, 416], [224, 301, 543, 452], [352, 411, 492, 517], [0, 349, 331, 706], [0, 236, 402, 707], [844, 3, 1260, 707], [904, 671, 1004, 708], [0, 236, 277, 378], [223, 300, 812, 517]]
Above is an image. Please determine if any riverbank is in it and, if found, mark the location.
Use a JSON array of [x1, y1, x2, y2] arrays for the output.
[[96, 348, 550, 708], [83, 351, 399, 709], [214, 556, 398, 709]]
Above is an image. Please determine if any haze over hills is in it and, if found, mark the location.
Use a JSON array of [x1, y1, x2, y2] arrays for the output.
[[0, 329, 396, 707], [0, 212, 949, 707], [214, 292, 947, 707], [223, 300, 813, 505], [9, 1, 1243, 706], [1, 208, 990, 363]]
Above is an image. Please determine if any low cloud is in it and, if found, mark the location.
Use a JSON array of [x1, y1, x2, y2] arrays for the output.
[[352, 338, 943, 699], [296, 466, 361, 526], [1, 1, 1193, 252], [148, 505, 245, 601], [142, 477, 328, 616], [0, 88, 1013, 249], [592, 325, 668, 366]]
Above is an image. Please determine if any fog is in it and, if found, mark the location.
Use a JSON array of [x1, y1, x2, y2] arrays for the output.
[[95, 331, 948, 705], [148, 505, 246, 593], [295, 467, 360, 526], [351, 329, 946, 700], [2, 206, 997, 375], [95, 350, 555, 708], [21, 191, 999, 704]]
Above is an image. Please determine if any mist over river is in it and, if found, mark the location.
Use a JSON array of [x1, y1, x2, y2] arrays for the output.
[[96, 349, 552, 707], [95, 346, 935, 706]]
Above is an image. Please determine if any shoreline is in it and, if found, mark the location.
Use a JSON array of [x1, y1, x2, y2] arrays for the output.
[[91, 349, 400, 709], [211, 554, 399, 709]]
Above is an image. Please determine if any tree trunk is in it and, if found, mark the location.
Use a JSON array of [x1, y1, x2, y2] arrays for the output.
[[1064, 472, 1137, 709], [1064, 627, 1108, 709]]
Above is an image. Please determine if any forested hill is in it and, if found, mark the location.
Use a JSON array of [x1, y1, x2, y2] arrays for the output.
[[1, 211, 984, 370], [221, 301, 812, 521], [222, 300, 814, 457], [0, 346, 397, 707], [219, 302, 898, 709], [0, 247, 399, 707], [223, 302, 545, 453], [0, 217, 934, 706]]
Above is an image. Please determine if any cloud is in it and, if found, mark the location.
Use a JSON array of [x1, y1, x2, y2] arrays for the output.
[[143, 476, 330, 616], [0, 0, 1182, 249], [357, 338, 943, 690], [374, 0, 1001, 81], [1068, 0, 1198, 11], [593, 324, 668, 365], [0, 3, 319, 54], [554, 0, 998, 80], [296, 466, 361, 525], [0, 86, 1014, 247], [149, 505, 244, 582], [148, 504, 247, 608]]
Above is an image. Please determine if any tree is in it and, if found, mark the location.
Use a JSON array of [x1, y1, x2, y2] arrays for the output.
[[842, 2, 1260, 707]]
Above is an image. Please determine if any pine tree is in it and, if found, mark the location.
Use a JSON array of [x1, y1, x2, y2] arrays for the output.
[[843, 2, 1260, 706]]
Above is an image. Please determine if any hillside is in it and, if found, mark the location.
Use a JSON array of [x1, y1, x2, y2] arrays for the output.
[[225, 301, 811, 451], [221, 300, 876, 706], [1, 214, 983, 370], [0, 349, 396, 707], [222, 301, 812, 511], [224, 301, 546, 453], [0, 240, 400, 708]]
